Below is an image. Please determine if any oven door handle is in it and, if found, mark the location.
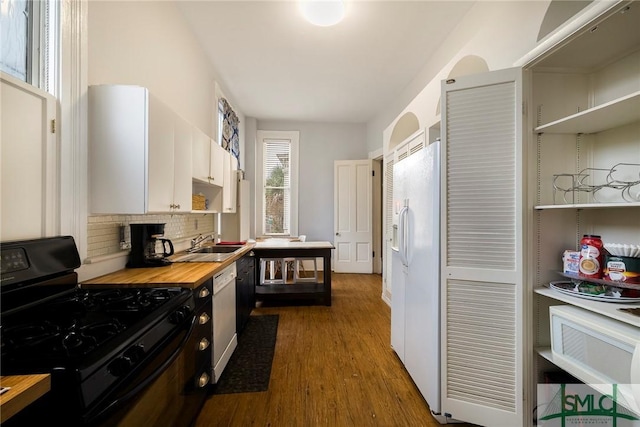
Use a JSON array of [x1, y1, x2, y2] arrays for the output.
[[86, 314, 198, 425]]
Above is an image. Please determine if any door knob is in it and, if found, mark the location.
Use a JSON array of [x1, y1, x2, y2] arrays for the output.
[[335, 232, 340, 236]]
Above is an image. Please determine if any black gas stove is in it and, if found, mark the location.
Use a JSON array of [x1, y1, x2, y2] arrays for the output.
[[0, 236, 195, 426]]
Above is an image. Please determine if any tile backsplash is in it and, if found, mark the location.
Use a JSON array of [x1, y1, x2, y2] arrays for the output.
[[87, 214, 216, 259]]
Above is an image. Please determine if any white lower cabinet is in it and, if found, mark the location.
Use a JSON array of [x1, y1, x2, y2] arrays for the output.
[[89, 85, 192, 214]]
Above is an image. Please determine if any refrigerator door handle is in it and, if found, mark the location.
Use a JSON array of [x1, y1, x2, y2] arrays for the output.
[[398, 205, 409, 267]]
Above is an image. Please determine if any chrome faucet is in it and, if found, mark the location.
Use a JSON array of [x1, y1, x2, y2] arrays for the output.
[[190, 233, 214, 251]]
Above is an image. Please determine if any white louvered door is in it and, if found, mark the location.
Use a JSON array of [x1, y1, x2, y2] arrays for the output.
[[441, 68, 525, 427], [382, 152, 395, 304]]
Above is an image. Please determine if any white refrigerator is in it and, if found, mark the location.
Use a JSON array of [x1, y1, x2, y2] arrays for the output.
[[390, 141, 443, 420]]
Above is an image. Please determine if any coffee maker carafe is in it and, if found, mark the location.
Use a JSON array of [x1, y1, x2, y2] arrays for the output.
[[127, 223, 174, 268]]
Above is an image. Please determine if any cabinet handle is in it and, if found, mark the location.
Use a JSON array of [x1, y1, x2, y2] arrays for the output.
[[198, 372, 210, 388], [198, 338, 210, 351], [208, 176, 214, 181], [198, 287, 210, 298], [175, 204, 180, 209], [199, 313, 210, 324]]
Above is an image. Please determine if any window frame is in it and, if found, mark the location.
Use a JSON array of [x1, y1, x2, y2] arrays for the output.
[[256, 130, 299, 237], [0, 0, 58, 94]]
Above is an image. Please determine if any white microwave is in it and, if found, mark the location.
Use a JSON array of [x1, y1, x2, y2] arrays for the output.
[[550, 305, 640, 415]]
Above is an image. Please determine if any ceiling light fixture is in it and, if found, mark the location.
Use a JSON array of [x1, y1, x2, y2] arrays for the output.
[[299, 0, 345, 27]]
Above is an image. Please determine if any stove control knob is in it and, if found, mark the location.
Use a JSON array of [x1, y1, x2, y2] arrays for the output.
[[199, 313, 210, 325], [198, 371, 210, 388], [108, 356, 134, 377], [124, 344, 145, 364], [198, 338, 210, 351], [169, 306, 192, 324]]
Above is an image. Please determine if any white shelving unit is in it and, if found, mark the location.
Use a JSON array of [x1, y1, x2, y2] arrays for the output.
[[535, 202, 640, 210], [535, 287, 640, 327], [526, 2, 640, 420], [534, 91, 640, 135]]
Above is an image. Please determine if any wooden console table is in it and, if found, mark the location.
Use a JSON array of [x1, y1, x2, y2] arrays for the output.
[[253, 241, 334, 306]]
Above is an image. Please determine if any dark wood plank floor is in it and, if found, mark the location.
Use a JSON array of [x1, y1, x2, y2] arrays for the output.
[[195, 273, 461, 427]]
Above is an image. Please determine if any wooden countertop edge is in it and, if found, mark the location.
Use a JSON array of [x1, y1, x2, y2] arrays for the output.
[[0, 374, 51, 423], [81, 244, 255, 289]]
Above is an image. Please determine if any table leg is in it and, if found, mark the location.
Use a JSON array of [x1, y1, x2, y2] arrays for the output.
[[323, 250, 331, 306]]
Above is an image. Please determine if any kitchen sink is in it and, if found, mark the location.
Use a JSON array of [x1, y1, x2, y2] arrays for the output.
[[190, 245, 244, 254], [171, 244, 245, 263]]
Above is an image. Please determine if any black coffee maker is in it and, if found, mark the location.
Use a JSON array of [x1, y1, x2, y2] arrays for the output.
[[127, 223, 174, 268]]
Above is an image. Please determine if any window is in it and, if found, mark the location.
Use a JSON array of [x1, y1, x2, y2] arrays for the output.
[[256, 130, 299, 237], [0, 0, 58, 93], [217, 98, 224, 146]]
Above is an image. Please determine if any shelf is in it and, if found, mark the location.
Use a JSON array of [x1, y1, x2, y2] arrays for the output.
[[192, 177, 222, 188], [535, 201, 640, 210], [191, 210, 220, 214], [556, 271, 640, 291], [535, 287, 640, 327], [534, 91, 640, 135], [535, 347, 553, 364]]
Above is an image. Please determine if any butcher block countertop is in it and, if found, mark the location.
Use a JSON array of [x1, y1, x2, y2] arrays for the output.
[[254, 240, 334, 249], [0, 374, 51, 423], [81, 244, 254, 289]]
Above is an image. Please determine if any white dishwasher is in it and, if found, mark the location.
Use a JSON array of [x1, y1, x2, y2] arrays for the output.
[[211, 262, 238, 383]]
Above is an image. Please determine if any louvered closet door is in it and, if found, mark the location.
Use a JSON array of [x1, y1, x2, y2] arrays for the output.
[[441, 67, 525, 427], [383, 153, 394, 303]]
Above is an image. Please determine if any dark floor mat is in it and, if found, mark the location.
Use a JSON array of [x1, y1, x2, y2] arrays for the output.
[[211, 314, 279, 394]]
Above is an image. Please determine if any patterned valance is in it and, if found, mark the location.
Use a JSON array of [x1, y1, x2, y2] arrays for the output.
[[220, 98, 240, 168]]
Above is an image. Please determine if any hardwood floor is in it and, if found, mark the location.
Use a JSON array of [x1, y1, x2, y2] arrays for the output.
[[194, 273, 463, 427]]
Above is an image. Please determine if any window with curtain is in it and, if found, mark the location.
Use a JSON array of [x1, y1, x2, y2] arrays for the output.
[[218, 97, 240, 168], [256, 130, 299, 237], [0, 0, 58, 94]]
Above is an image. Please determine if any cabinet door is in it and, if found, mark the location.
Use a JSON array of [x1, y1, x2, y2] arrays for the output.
[[147, 95, 175, 212], [222, 150, 237, 213], [192, 126, 211, 184], [173, 115, 192, 212], [1, 73, 58, 239], [441, 67, 526, 426], [209, 142, 225, 187]]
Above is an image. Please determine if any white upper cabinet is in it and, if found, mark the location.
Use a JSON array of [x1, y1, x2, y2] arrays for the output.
[[210, 141, 226, 187], [192, 126, 211, 184], [222, 150, 238, 213], [89, 85, 192, 214], [192, 126, 224, 187], [172, 115, 193, 212]]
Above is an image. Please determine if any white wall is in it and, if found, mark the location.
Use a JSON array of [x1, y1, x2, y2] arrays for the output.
[[88, 0, 246, 146], [83, 1, 245, 280], [367, 1, 551, 152], [254, 120, 368, 242]]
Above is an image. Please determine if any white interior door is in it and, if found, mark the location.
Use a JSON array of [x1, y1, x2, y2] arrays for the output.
[[334, 159, 373, 273]]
